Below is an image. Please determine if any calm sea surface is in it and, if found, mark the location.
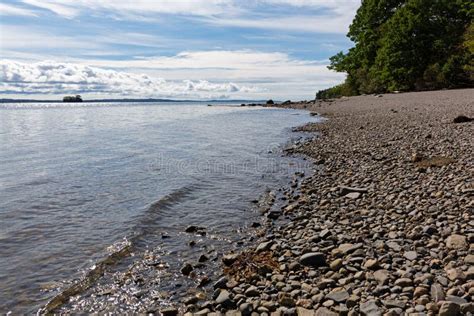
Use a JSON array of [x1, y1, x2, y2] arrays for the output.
[[0, 102, 318, 313]]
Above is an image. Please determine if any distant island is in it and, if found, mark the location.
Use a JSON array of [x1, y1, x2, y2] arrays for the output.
[[63, 95, 83, 102]]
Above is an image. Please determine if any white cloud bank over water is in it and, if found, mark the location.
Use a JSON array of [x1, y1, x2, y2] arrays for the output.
[[0, 60, 260, 99], [1, 50, 345, 100]]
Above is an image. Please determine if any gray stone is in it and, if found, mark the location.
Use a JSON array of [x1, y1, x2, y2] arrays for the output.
[[315, 307, 337, 316], [244, 285, 260, 297], [446, 234, 467, 250], [239, 302, 253, 316], [464, 254, 474, 264], [161, 307, 179, 316], [461, 303, 474, 314], [345, 192, 361, 199], [431, 283, 445, 302], [382, 300, 406, 309], [296, 307, 316, 316], [422, 225, 438, 235], [338, 243, 363, 254], [446, 295, 467, 305], [394, 278, 412, 287], [256, 241, 274, 252], [216, 290, 234, 308], [363, 259, 379, 270], [319, 229, 331, 239], [404, 251, 417, 261], [360, 299, 381, 316], [373, 269, 389, 285], [438, 301, 460, 316], [325, 288, 349, 302], [339, 186, 368, 195]]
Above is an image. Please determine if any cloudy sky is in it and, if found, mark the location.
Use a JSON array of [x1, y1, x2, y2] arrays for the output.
[[0, 0, 359, 100]]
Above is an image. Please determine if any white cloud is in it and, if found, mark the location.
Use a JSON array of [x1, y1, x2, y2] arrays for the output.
[[0, 3, 37, 17], [0, 60, 259, 99], [16, 0, 359, 33], [22, 0, 78, 18], [0, 50, 345, 100], [203, 14, 351, 34], [21, 0, 236, 18]]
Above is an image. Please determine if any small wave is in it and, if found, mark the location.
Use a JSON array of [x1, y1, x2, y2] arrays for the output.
[[147, 185, 196, 212], [39, 238, 131, 315], [38, 185, 197, 314]]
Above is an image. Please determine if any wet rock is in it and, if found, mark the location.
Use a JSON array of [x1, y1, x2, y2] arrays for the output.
[[222, 253, 239, 266], [453, 115, 473, 123], [198, 254, 209, 262], [214, 276, 228, 289], [215, 290, 234, 309], [267, 210, 282, 219], [185, 225, 204, 233], [180, 263, 193, 276], [299, 252, 326, 267]]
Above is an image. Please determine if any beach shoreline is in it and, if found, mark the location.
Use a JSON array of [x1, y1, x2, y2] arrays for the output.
[[50, 89, 473, 315]]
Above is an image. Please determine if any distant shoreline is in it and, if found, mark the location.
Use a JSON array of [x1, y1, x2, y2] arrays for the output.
[[0, 98, 268, 104]]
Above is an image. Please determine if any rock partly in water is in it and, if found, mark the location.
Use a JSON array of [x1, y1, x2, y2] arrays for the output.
[[453, 115, 473, 123]]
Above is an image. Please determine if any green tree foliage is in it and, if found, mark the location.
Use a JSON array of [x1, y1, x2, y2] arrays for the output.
[[317, 0, 473, 99]]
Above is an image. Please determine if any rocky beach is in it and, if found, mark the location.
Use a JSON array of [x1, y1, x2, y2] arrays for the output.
[[215, 89, 473, 316], [51, 89, 472, 315], [184, 89, 473, 316]]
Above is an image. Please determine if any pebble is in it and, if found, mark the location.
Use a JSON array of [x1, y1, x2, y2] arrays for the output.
[[325, 288, 349, 303]]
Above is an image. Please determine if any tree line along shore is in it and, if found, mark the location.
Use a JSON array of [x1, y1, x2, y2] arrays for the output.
[[317, 0, 473, 100]]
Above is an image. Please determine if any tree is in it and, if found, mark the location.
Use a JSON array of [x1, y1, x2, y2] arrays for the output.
[[319, 0, 473, 98]]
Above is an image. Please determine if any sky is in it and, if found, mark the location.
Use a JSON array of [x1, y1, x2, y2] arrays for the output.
[[0, 0, 360, 100]]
